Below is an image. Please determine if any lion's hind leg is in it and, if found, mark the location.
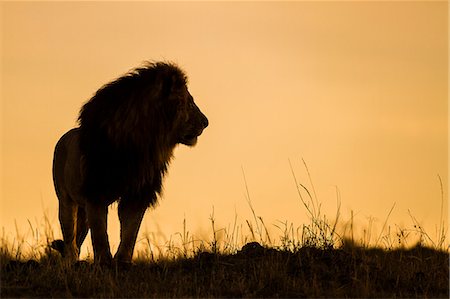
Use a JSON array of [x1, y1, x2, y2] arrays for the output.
[[58, 196, 79, 263], [76, 205, 89, 253]]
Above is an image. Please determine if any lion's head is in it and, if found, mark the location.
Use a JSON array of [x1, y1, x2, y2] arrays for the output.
[[78, 62, 208, 203], [173, 87, 209, 146]]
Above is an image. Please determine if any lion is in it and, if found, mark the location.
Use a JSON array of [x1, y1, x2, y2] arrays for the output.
[[52, 62, 208, 264]]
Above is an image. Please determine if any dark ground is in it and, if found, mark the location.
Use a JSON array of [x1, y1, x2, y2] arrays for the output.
[[1, 242, 449, 298]]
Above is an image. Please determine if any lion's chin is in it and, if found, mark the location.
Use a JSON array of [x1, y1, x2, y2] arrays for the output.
[[180, 136, 198, 147]]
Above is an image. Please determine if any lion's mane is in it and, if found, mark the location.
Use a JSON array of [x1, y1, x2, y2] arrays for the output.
[[78, 62, 188, 206]]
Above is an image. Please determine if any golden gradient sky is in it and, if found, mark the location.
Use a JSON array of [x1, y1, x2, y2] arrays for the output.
[[1, 1, 448, 250]]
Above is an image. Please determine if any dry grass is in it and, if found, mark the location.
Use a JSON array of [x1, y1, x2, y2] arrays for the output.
[[1, 162, 448, 298], [1, 237, 448, 298]]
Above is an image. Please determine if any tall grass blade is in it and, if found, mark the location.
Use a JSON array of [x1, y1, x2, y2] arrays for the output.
[[375, 202, 396, 247]]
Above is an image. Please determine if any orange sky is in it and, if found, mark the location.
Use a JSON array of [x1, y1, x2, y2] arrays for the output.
[[1, 1, 448, 251]]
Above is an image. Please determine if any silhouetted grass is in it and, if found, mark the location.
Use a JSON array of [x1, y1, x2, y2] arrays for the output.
[[1, 239, 448, 298], [1, 163, 448, 297]]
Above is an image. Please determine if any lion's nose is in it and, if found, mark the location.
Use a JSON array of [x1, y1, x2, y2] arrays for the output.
[[202, 115, 209, 128]]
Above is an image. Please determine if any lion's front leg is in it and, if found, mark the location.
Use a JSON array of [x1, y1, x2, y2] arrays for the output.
[[86, 201, 112, 264], [114, 199, 148, 263]]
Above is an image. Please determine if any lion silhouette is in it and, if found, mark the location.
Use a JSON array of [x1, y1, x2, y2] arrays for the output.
[[52, 62, 208, 264]]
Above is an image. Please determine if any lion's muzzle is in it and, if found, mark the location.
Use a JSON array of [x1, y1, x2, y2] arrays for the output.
[[180, 108, 208, 146]]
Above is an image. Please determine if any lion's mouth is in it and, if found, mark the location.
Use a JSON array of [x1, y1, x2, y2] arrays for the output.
[[181, 129, 204, 146], [181, 136, 198, 146]]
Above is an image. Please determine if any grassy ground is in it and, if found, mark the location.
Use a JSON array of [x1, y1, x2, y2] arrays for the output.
[[1, 240, 449, 298], [2, 166, 448, 297]]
